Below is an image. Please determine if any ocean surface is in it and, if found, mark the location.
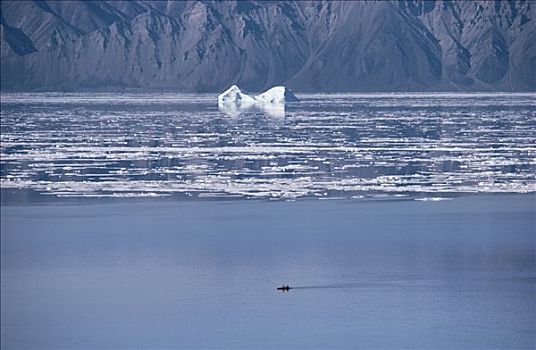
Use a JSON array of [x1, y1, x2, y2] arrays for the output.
[[1, 93, 535, 349], [1, 92, 535, 199], [1, 195, 535, 349]]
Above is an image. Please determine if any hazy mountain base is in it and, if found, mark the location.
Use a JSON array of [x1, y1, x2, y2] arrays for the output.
[[1, 0, 535, 92]]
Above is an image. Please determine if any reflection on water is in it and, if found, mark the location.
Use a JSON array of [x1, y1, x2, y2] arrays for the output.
[[1, 93, 535, 199], [218, 102, 286, 118]]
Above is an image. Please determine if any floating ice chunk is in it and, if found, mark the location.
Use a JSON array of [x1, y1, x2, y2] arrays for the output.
[[218, 85, 298, 117], [255, 86, 299, 104], [218, 85, 257, 106], [415, 197, 452, 202], [218, 85, 299, 108]]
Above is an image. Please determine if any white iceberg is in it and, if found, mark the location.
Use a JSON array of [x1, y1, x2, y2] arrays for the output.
[[217, 85, 299, 116], [255, 86, 299, 104], [217, 85, 257, 106]]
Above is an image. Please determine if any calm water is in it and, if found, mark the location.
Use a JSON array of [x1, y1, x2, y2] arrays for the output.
[[1, 93, 535, 199], [1, 195, 535, 348], [1, 93, 535, 348]]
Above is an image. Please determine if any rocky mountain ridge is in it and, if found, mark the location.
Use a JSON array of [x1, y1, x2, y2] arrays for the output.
[[1, 0, 534, 92]]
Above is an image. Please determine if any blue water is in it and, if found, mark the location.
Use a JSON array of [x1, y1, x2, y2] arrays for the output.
[[1, 93, 535, 199], [1, 195, 535, 349], [1, 93, 535, 348]]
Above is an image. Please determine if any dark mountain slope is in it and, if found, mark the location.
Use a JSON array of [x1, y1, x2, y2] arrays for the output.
[[1, 0, 534, 92]]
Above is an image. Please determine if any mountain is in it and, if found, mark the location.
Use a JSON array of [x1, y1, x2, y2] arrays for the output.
[[1, 0, 534, 92]]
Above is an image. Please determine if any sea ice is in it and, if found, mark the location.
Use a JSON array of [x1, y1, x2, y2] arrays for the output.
[[217, 85, 299, 108], [217, 85, 257, 106], [255, 86, 299, 104]]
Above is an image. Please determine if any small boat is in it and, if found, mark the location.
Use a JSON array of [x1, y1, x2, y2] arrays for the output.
[[277, 285, 291, 291]]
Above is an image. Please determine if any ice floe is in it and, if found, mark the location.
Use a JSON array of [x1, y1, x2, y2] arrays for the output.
[[217, 85, 257, 107], [1, 92, 535, 200], [255, 86, 299, 104], [217, 85, 299, 117]]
